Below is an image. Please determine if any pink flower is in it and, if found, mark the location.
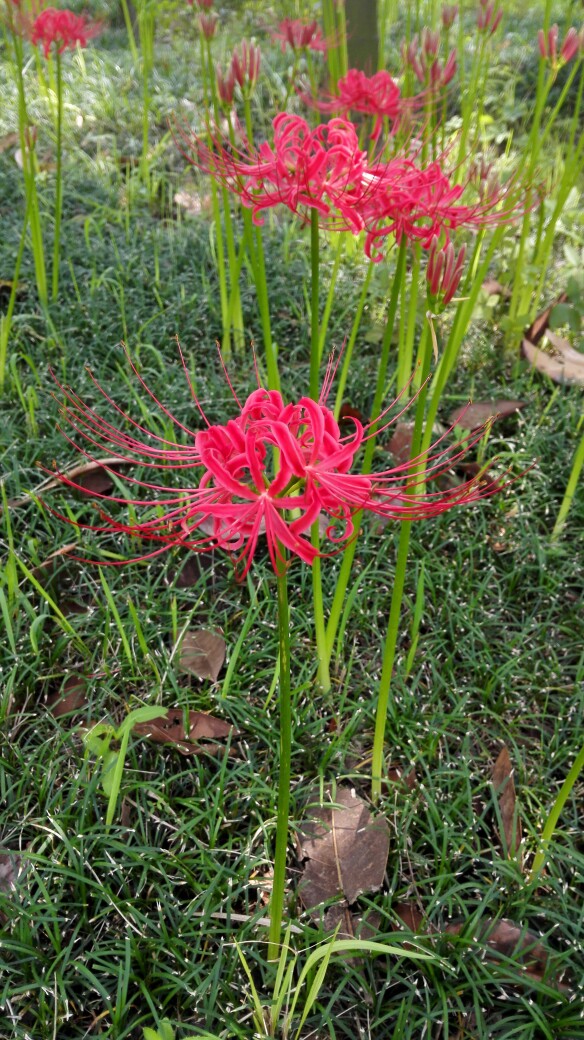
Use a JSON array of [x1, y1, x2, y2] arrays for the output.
[[402, 32, 457, 91], [538, 24, 581, 66], [272, 17, 328, 54], [182, 113, 376, 234], [305, 69, 404, 142], [476, 1, 503, 36], [426, 240, 466, 306], [49, 351, 504, 577], [361, 159, 514, 259], [231, 39, 261, 93], [31, 6, 100, 57], [441, 5, 458, 30], [198, 12, 217, 40]]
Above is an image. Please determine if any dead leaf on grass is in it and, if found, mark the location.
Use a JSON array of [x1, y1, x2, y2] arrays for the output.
[[47, 674, 88, 717], [492, 746, 522, 863], [1, 457, 135, 513], [0, 852, 22, 893], [174, 189, 211, 215], [445, 918, 557, 987], [525, 293, 567, 345], [132, 708, 234, 755], [448, 400, 526, 430], [298, 786, 390, 910], [0, 132, 20, 153], [481, 279, 512, 298], [522, 337, 584, 385], [177, 629, 226, 681], [544, 329, 584, 363], [323, 903, 381, 942], [388, 422, 416, 466]]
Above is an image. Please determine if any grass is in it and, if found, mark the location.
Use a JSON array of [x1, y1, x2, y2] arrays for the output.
[[1, 1, 584, 1037]]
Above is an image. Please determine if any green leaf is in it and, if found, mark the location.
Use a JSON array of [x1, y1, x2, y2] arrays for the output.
[[101, 749, 119, 797], [83, 723, 114, 758], [116, 705, 167, 739], [550, 303, 580, 333]]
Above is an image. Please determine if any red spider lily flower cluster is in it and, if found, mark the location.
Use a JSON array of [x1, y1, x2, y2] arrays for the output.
[[49, 351, 504, 577], [538, 24, 582, 68], [476, 0, 503, 36], [181, 113, 522, 260], [426, 240, 466, 307], [402, 30, 457, 91], [305, 69, 404, 142], [216, 41, 260, 105], [272, 18, 328, 54], [198, 12, 217, 40], [30, 6, 100, 57], [441, 4, 458, 30], [187, 114, 373, 234]]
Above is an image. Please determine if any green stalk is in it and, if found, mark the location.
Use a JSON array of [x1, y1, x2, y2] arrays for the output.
[[0, 191, 30, 392], [51, 50, 63, 301], [12, 32, 47, 306], [119, 0, 139, 64], [242, 98, 278, 389], [333, 260, 374, 418], [311, 523, 330, 692], [371, 321, 432, 802], [528, 743, 584, 885], [551, 421, 584, 541], [324, 240, 407, 665], [309, 208, 320, 400], [398, 245, 421, 392], [317, 232, 345, 362], [268, 555, 292, 961]]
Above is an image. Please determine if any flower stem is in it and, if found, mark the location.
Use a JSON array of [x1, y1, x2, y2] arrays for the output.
[[51, 49, 63, 301], [552, 420, 584, 542], [528, 743, 584, 885], [268, 555, 292, 960], [371, 320, 432, 802], [309, 208, 320, 401], [311, 522, 331, 692]]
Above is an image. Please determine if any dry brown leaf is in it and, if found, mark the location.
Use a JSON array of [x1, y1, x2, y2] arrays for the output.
[[525, 293, 567, 344], [544, 329, 584, 363], [482, 279, 511, 298], [448, 400, 526, 430], [0, 132, 19, 153], [132, 708, 233, 755], [178, 629, 226, 681], [1, 457, 135, 512], [393, 902, 425, 932], [323, 903, 381, 942], [492, 746, 522, 863], [31, 543, 79, 576], [446, 918, 554, 986], [387, 422, 416, 466], [298, 786, 390, 910], [0, 851, 21, 893], [522, 338, 584, 385], [47, 675, 88, 718], [174, 189, 211, 215]]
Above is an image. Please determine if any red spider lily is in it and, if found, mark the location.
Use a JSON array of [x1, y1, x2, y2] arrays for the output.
[[182, 113, 379, 234], [441, 5, 458, 30], [231, 39, 261, 92], [30, 6, 100, 57], [198, 12, 217, 40], [360, 158, 520, 260], [402, 32, 457, 92], [272, 17, 328, 54], [48, 349, 504, 578], [538, 25, 582, 66], [304, 69, 405, 142], [476, 0, 503, 36], [426, 239, 466, 306]]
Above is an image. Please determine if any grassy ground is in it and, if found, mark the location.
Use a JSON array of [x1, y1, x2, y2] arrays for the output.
[[1, 2, 583, 1038]]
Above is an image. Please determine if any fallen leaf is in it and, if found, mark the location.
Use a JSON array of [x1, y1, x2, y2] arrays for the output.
[[132, 708, 233, 755], [482, 278, 511, 298], [1, 458, 135, 512], [492, 746, 522, 863], [522, 338, 584, 385], [445, 918, 553, 985], [0, 851, 21, 893], [393, 902, 425, 932], [0, 278, 27, 305], [31, 543, 79, 576], [388, 422, 416, 465], [47, 674, 88, 717], [525, 293, 567, 344], [177, 629, 226, 681], [448, 400, 526, 430], [323, 903, 381, 942], [298, 786, 390, 910], [0, 132, 19, 153], [174, 189, 211, 215], [544, 329, 584, 364]]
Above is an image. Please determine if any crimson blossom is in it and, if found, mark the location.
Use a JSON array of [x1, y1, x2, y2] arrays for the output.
[[185, 113, 375, 234], [272, 18, 328, 54], [30, 6, 100, 57], [305, 69, 404, 142], [50, 351, 503, 577]]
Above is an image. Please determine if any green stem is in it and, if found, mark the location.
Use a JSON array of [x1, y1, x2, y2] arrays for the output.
[[51, 50, 63, 301], [268, 556, 292, 961], [551, 420, 584, 541], [333, 260, 374, 418], [371, 322, 432, 802], [311, 523, 330, 692], [0, 191, 30, 392], [119, 0, 139, 64], [309, 208, 320, 400], [528, 743, 584, 885], [325, 240, 407, 662], [317, 232, 344, 362]]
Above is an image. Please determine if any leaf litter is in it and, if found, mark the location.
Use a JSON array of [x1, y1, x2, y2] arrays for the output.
[[177, 628, 226, 681]]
